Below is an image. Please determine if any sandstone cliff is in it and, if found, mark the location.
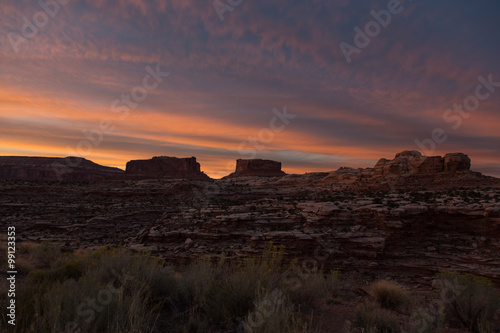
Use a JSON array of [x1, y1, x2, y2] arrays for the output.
[[373, 150, 471, 177], [125, 156, 209, 180], [224, 159, 287, 178]]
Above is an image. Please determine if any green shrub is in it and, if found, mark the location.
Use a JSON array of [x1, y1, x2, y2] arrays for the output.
[[438, 271, 500, 332]]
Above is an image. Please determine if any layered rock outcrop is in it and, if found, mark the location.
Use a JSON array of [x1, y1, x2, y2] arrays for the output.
[[224, 159, 287, 178], [2, 152, 499, 288], [444, 153, 471, 172], [0, 156, 123, 182], [129, 178, 500, 285], [125, 156, 209, 180], [373, 150, 471, 177]]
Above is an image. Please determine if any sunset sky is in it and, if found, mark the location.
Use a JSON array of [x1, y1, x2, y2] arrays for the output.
[[1, 0, 499, 178]]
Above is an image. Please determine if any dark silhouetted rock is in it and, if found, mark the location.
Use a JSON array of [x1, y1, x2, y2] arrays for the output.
[[224, 159, 286, 178], [0, 156, 123, 182], [373, 150, 470, 176], [444, 153, 471, 172], [125, 156, 209, 180]]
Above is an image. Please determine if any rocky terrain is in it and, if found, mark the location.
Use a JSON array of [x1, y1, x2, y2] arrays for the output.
[[0, 150, 499, 291]]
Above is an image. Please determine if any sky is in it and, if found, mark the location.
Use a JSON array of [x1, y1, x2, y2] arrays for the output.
[[1, 0, 499, 178]]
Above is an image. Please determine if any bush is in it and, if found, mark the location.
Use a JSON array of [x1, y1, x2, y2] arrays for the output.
[[178, 244, 285, 328], [30, 241, 61, 268], [29, 256, 87, 284], [285, 266, 341, 307], [177, 258, 219, 309], [438, 271, 500, 332], [242, 288, 308, 333], [355, 302, 398, 333], [405, 304, 445, 333], [2, 246, 173, 333], [202, 260, 272, 325], [369, 280, 412, 311], [1, 241, 343, 332], [177, 242, 308, 331]]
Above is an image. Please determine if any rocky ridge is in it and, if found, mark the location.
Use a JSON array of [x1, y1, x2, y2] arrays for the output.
[[0, 156, 122, 182], [0, 150, 485, 183]]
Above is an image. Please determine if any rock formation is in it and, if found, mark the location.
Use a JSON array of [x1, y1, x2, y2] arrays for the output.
[[0, 150, 480, 183], [373, 150, 471, 177], [0, 156, 123, 182], [444, 153, 471, 172], [224, 159, 287, 178], [1, 150, 499, 289], [125, 156, 209, 180]]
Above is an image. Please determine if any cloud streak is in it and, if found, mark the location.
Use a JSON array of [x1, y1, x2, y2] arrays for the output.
[[1, 0, 499, 178]]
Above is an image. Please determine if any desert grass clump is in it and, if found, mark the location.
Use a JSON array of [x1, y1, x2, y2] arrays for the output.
[[177, 243, 286, 329], [259, 241, 287, 274], [201, 261, 270, 325], [29, 255, 88, 284], [405, 305, 445, 333], [369, 280, 412, 311], [177, 258, 220, 309], [355, 302, 398, 333], [176, 242, 312, 332], [285, 266, 341, 307], [242, 288, 309, 333], [438, 271, 500, 332], [30, 240, 62, 268]]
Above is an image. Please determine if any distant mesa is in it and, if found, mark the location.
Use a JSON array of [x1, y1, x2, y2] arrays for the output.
[[0, 156, 122, 182], [373, 150, 471, 177], [125, 156, 209, 180], [224, 159, 287, 178], [0, 150, 485, 183]]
